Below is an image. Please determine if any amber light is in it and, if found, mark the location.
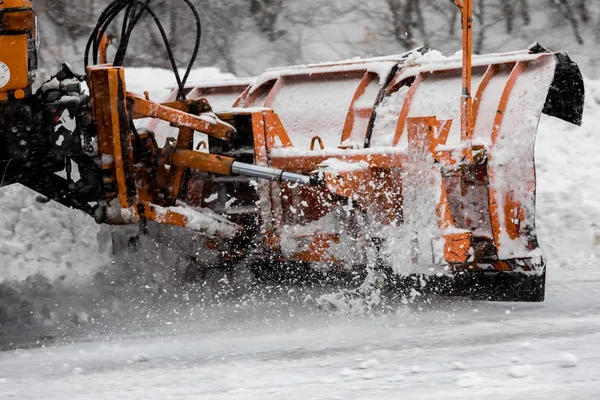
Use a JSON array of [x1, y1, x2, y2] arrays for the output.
[[0, 10, 35, 33]]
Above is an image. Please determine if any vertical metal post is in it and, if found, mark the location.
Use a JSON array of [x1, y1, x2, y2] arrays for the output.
[[455, 0, 474, 162]]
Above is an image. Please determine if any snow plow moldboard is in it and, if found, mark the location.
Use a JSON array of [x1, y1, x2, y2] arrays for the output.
[[128, 44, 584, 303]]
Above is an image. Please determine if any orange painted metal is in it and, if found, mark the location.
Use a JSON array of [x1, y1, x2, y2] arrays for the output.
[[1, 9, 35, 32], [98, 34, 112, 64], [263, 77, 285, 108], [472, 64, 499, 126], [168, 149, 235, 176], [86, 65, 244, 230], [406, 116, 477, 265], [392, 73, 425, 147], [291, 233, 342, 263], [455, 0, 474, 162], [0, 0, 33, 8], [250, 111, 278, 251], [140, 201, 187, 228], [0, 16, 32, 94], [263, 110, 293, 150], [128, 92, 235, 141], [310, 136, 324, 151], [437, 186, 455, 231], [341, 72, 377, 144], [324, 167, 401, 225], [443, 232, 472, 263], [503, 191, 526, 240], [0, 0, 35, 99], [166, 127, 195, 202], [487, 61, 528, 252], [162, 100, 212, 202], [87, 66, 138, 213], [107, 67, 137, 215], [493, 261, 513, 272], [406, 115, 438, 154], [270, 152, 409, 174]]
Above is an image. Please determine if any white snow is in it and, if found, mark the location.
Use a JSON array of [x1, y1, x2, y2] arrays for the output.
[[318, 158, 369, 172], [250, 57, 402, 92], [358, 358, 380, 369], [558, 353, 578, 368], [124, 67, 236, 102], [131, 353, 151, 363], [153, 204, 239, 238], [456, 372, 486, 388], [508, 364, 533, 379], [267, 74, 363, 150], [0, 185, 108, 283]]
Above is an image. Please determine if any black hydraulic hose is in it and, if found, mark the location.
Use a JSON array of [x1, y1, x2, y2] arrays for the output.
[[84, 0, 203, 102], [179, 0, 202, 91], [94, 1, 131, 64], [84, 0, 129, 68], [139, 5, 186, 99], [113, 0, 152, 66], [87, 0, 129, 66]]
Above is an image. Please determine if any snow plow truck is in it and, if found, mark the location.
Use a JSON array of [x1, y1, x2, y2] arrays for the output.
[[0, 0, 585, 302]]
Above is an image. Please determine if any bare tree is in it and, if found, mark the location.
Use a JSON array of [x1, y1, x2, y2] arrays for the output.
[[518, 0, 530, 25], [251, 0, 285, 41], [30, 0, 600, 79], [500, 0, 514, 34], [387, 0, 416, 49], [577, 0, 590, 23], [474, 0, 485, 53], [352, 0, 436, 50], [552, 0, 585, 44]]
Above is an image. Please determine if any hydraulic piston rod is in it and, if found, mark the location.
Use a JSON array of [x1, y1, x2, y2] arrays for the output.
[[231, 161, 317, 185], [168, 149, 318, 186]]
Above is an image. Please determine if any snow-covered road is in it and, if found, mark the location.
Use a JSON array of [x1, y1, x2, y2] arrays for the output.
[[1, 262, 599, 399]]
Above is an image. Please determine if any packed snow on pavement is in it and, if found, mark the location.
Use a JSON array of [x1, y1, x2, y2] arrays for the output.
[[0, 69, 598, 399]]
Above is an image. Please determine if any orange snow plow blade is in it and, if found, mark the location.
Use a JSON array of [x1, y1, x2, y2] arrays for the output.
[[170, 43, 583, 301]]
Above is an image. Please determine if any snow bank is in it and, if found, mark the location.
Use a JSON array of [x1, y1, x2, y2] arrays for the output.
[[0, 185, 107, 284], [536, 77, 600, 265]]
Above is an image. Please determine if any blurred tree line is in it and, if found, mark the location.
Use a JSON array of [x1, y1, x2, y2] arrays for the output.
[[34, 0, 600, 77]]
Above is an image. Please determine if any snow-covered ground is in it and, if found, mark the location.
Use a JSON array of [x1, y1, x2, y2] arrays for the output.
[[2, 272, 599, 399], [0, 68, 598, 398]]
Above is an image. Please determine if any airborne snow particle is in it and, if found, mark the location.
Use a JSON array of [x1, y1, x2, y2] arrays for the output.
[[456, 372, 484, 388], [358, 359, 380, 369], [452, 361, 467, 370], [339, 368, 357, 377], [387, 375, 405, 382], [508, 365, 532, 378], [319, 377, 338, 384], [132, 353, 151, 362], [362, 371, 376, 380], [559, 353, 578, 368]]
